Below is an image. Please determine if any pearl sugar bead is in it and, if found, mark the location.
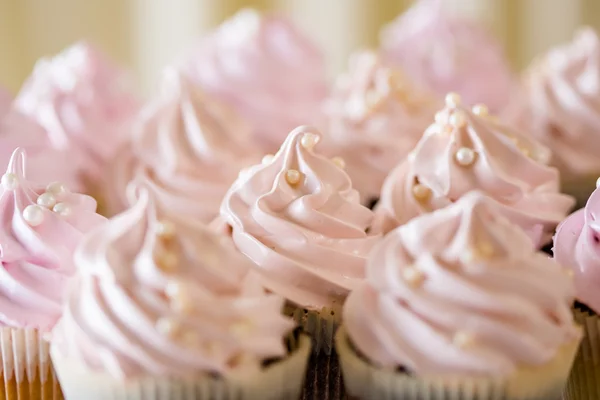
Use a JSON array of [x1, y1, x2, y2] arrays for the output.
[[331, 157, 346, 169], [1, 173, 18, 190], [412, 183, 431, 203], [455, 147, 476, 167], [402, 266, 425, 287], [156, 220, 176, 239], [445, 92, 461, 108], [46, 182, 67, 197], [156, 318, 179, 337], [300, 133, 320, 150], [472, 104, 489, 116], [37, 192, 57, 209], [285, 169, 302, 186], [596, 176, 600, 188], [23, 205, 44, 226], [53, 202, 71, 216], [449, 110, 467, 128]]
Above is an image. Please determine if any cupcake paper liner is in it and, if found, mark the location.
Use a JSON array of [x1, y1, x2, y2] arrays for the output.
[[285, 302, 342, 356], [0, 327, 63, 400], [336, 326, 580, 400], [564, 308, 600, 400], [51, 334, 311, 400]]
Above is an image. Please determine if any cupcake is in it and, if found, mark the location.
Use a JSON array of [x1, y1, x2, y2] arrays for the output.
[[50, 187, 310, 400], [14, 41, 139, 206], [321, 50, 438, 206], [179, 8, 328, 153], [338, 191, 582, 400], [554, 181, 600, 398], [380, 0, 514, 112], [373, 93, 575, 248], [510, 28, 600, 205], [0, 148, 106, 399], [105, 71, 261, 221], [219, 126, 380, 354]]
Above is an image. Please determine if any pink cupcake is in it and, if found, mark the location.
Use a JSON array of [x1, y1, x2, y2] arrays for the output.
[[51, 188, 310, 399], [15, 42, 139, 206], [511, 28, 600, 204], [373, 93, 575, 248], [220, 126, 380, 354], [338, 191, 581, 399], [380, 0, 514, 112], [179, 8, 328, 153], [0, 148, 105, 398], [554, 182, 600, 398], [321, 50, 438, 205], [105, 71, 261, 221]]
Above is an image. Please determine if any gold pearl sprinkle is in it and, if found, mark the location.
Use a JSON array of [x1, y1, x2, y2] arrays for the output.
[[285, 169, 302, 186], [156, 220, 176, 239], [156, 251, 178, 272], [331, 157, 346, 169], [402, 266, 426, 288], [300, 133, 320, 150], [412, 184, 432, 203], [453, 331, 475, 348], [156, 318, 179, 337]]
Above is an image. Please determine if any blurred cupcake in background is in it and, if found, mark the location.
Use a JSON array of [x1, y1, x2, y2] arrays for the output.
[[554, 183, 600, 398], [338, 192, 581, 400], [321, 50, 438, 206], [14, 41, 139, 210], [179, 8, 328, 153], [380, 0, 514, 112], [373, 93, 574, 248], [0, 148, 105, 399], [105, 70, 261, 221], [510, 28, 600, 205], [51, 188, 310, 400]]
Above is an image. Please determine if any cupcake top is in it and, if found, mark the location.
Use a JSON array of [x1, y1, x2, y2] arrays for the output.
[[322, 51, 438, 203], [180, 8, 328, 152], [554, 182, 600, 313], [345, 192, 580, 375], [380, 0, 514, 112], [373, 93, 575, 247], [52, 188, 293, 379], [15, 41, 139, 182], [0, 148, 105, 331], [108, 71, 261, 222], [220, 126, 380, 311], [515, 28, 600, 177]]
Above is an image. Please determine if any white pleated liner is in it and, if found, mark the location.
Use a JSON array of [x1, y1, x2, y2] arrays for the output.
[[564, 308, 600, 400], [336, 326, 580, 400], [51, 334, 311, 400], [0, 327, 62, 399]]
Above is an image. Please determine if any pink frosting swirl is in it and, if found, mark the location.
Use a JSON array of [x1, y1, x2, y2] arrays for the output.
[[220, 126, 380, 311], [52, 189, 293, 379], [345, 192, 580, 376], [0, 148, 105, 331], [15, 41, 139, 183], [106, 71, 261, 221], [554, 185, 600, 313], [180, 9, 328, 152], [380, 0, 515, 112], [373, 95, 575, 247], [322, 51, 438, 203], [513, 28, 600, 178]]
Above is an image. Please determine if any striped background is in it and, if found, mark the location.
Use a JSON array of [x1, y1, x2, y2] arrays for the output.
[[0, 0, 594, 94]]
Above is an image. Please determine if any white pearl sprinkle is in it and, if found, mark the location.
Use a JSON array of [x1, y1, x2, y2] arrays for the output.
[[402, 266, 426, 287], [1, 173, 18, 190], [455, 147, 476, 167], [445, 92, 461, 108], [46, 182, 67, 197], [262, 154, 274, 164], [412, 184, 431, 203], [453, 331, 475, 348], [285, 169, 302, 186], [449, 110, 467, 128], [23, 205, 44, 226], [596, 176, 600, 188], [156, 221, 176, 239], [331, 157, 346, 169], [300, 133, 320, 150], [156, 318, 179, 336], [53, 202, 71, 216], [37, 192, 57, 209], [472, 104, 489, 116]]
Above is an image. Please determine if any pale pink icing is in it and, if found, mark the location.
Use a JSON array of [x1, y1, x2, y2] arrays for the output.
[[51, 188, 293, 379], [373, 96, 575, 247], [511, 28, 600, 179], [321, 51, 438, 203], [380, 0, 515, 112], [106, 71, 261, 221], [0, 110, 81, 191], [345, 191, 580, 375], [220, 126, 380, 311], [0, 148, 105, 331], [15, 41, 139, 183], [180, 9, 328, 152], [554, 185, 600, 313]]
